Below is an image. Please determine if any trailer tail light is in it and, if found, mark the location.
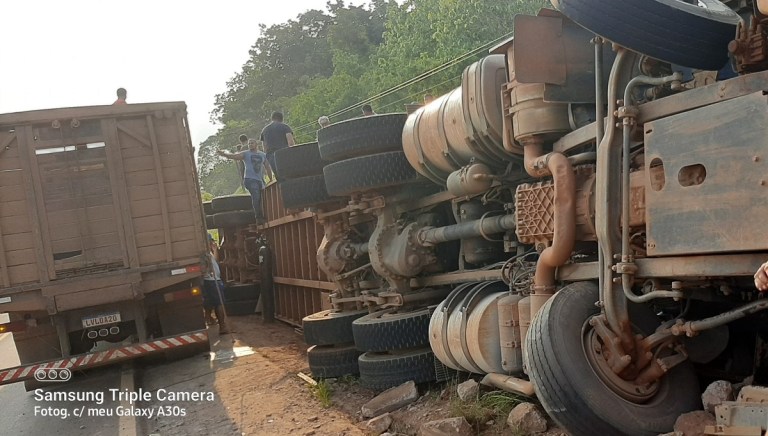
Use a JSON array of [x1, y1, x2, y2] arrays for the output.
[[164, 286, 202, 303], [170, 264, 202, 276], [0, 320, 30, 333]]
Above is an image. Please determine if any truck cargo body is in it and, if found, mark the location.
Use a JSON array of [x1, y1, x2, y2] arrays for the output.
[[0, 102, 208, 378]]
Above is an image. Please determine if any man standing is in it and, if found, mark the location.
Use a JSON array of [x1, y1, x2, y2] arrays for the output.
[[259, 111, 295, 179], [203, 235, 229, 334], [318, 115, 331, 129], [113, 88, 127, 105], [217, 139, 271, 223], [361, 104, 375, 116]]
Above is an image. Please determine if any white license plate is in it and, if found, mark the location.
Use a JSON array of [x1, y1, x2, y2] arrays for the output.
[[82, 312, 121, 329]]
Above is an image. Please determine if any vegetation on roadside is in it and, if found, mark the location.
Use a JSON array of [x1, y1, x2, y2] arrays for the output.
[[311, 380, 333, 408], [197, 0, 549, 196], [449, 382, 529, 434]]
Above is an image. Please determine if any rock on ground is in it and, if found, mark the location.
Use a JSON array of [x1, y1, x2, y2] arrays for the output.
[[702, 380, 733, 413], [365, 413, 393, 435], [361, 381, 419, 418], [418, 417, 473, 436], [456, 379, 479, 402], [674, 411, 716, 436], [507, 402, 548, 434]]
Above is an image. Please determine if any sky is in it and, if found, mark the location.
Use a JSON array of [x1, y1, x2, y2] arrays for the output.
[[0, 0, 363, 150]]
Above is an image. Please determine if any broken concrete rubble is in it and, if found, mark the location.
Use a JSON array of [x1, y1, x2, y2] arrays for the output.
[[417, 417, 473, 436], [507, 402, 548, 434], [702, 380, 734, 414], [456, 379, 479, 402], [364, 413, 393, 435], [361, 381, 419, 418], [674, 410, 715, 436]]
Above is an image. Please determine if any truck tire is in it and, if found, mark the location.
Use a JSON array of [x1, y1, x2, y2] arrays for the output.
[[552, 0, 740, 70], [223, 299, 258, 316], [203, 201, 213, 215], [213, 210, 256, 228], [323, 151, 420, 197], [352, 308, 431, 352], [307, 344, 362, 378], [211, 194, 252, 213], [279, 174, 336, 209], [358, 348, 437, 391], [302, 309, 368, 346], [274, 142, 325, 179], [317, 114, 407, 162], [525, 281, 700, 436], [223, 283, 260, 302]]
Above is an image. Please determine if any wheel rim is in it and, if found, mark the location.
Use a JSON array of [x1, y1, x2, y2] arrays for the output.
[[582, 317, 659, 403]]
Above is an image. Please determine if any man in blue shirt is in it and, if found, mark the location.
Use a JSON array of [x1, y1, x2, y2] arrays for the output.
[[217, 139, 272, 223], [259, 111, 295, 180]]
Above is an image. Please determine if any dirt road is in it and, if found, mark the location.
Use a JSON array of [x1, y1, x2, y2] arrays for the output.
[[137, 316, 368, 436]]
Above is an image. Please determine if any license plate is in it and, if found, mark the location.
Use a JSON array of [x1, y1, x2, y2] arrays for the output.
[[82, 312, 121, 329]]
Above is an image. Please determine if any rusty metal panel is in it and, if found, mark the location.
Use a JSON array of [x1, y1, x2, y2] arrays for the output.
[[261, 182, 330, 326], [644, 92, 768, 256]]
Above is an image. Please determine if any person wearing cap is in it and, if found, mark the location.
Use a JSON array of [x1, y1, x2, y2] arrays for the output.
[[318, 116, 330, 129]]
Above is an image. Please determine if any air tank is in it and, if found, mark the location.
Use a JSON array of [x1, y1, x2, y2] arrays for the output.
[[429, 281, 518, 374], [402, 55, 515, 184]]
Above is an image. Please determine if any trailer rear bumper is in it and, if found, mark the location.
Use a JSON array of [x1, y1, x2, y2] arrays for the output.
[[0, 329, 208, 386]]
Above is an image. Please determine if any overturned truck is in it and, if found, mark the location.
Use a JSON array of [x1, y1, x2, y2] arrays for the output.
[[268, 1, 768, 434]]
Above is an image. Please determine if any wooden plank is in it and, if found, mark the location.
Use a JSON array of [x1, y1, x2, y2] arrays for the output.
[[0, 156, 21, 171], [125, 169, 158, 187], [0, 186, 26, 202], [135, 227, 196, 249], [7, 264, 37, 285], [174, 112, 207, 258], [19, 126, 54, 281], [3, 233, 34, 252], [0, 216, 33, 234], [105, 118, 138, 269], [130, 194, 192, 219], [5, 248, 35, 267], [0, 170, 24, 187], [0, 132, 17, 159], [44, 194, 113, 213], [127, 181, 187, 202], [116, 122, 151, 148], [272, 276, 336, 291], [51, 232, 120, 252], [132, 212, 194, 239], [0, 102, 186, 127], [122, 153, 184, 172], [47, 204, 114, 223], [0, 200, 27, 218], [54, 284, 133, 312], [146, 116, 172, 263], [261, 210, 314, 230]]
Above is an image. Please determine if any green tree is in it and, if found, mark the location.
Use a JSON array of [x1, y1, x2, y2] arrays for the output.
[[199, 0, 552, 191]]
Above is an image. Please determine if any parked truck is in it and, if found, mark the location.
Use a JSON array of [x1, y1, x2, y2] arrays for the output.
[[0, 102, 210, 389]]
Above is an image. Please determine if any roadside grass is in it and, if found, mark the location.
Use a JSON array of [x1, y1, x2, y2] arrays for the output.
[[311, 379, 333, 408], [448, 379, 529, 434]]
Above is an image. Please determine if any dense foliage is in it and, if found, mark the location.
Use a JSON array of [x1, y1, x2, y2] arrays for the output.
[[199, 0, 549, 196]]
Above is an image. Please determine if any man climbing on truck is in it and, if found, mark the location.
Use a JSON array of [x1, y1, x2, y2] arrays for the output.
[[217, 139, 271, 223]]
